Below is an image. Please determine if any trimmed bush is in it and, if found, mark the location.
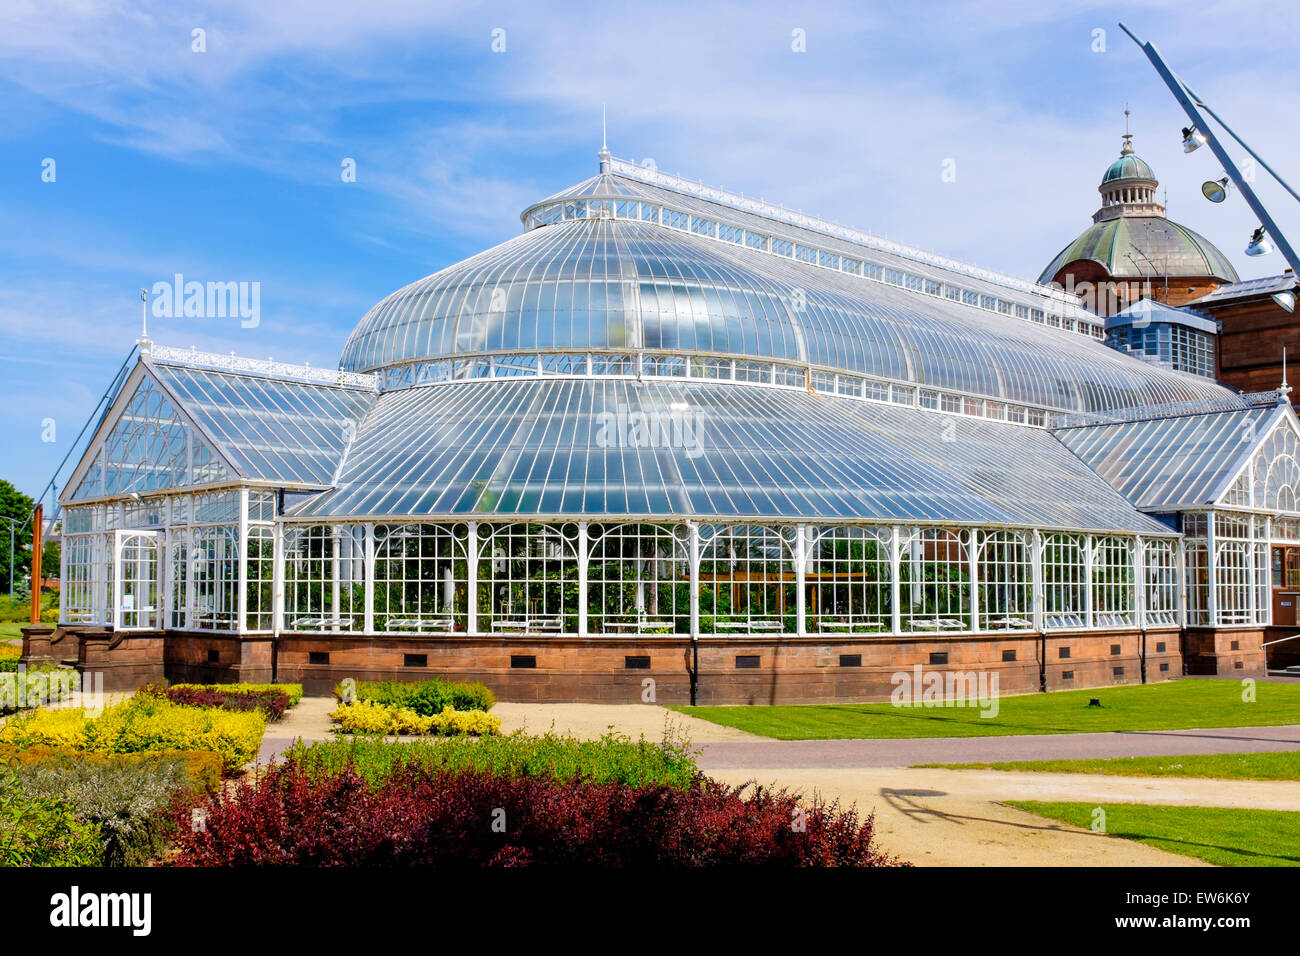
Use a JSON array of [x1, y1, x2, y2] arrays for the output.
[[289, 730, 699, 790], [0, 697, 266, 772], [170, 682, 304, 707], [0, 644, 21, 672], [335, 678, 494, 715], [330, 700, 500, 737], [170, 759, 904, 866], [143, 683, 290, 721], [0, 766, 102, 867]]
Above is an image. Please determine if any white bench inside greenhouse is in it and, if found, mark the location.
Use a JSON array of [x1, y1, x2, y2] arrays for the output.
[[908, 617, 968, 631], [603, 616, 676, 632], [491, 615, 563, 633], [292, 617, 354, 630], [817, 618, 887, 633], [384, 616, 454, 631], [986, 616, 1032, 630], [715, 619, 782, 631]]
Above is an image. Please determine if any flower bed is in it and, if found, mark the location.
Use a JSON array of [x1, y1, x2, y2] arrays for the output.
[[142, 683, 293, 721], [330, 699, 500, 737], [0, 696, 266, 772], [170, 682, 304, 707], [170, 756, 904, 866], [334, 678, 494, 715]]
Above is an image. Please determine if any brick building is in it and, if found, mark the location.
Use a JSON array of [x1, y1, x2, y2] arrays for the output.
[[1039, 126, 1238, 316]]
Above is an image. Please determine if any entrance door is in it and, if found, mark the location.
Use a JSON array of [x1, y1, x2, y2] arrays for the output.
[[114, 530, 162, 630], [1271, 546, 1300, 627]]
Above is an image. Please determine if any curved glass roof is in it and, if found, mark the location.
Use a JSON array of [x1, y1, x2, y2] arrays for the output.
[[1037, 216, 1239, 284], [343, 206, 1243, 416], [289, 377, 1172, 533]]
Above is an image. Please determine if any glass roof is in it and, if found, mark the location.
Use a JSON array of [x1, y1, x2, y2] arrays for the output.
[[288, 377, 1172, 534], [150, 360, 373, 486], [1054, 405, 1284, 510], [341, 214, 1242, 417]]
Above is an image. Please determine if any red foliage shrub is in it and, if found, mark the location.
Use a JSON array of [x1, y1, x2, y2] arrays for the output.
[[169, 761, 904, 867], [141, 684, 289, 721]]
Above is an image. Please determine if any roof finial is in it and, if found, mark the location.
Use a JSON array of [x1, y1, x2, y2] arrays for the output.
[[137, 287, 151, 354], [1121, 104, 1134, 155], [598, 104, 611, 172], [1282, 347, 1293, 403]]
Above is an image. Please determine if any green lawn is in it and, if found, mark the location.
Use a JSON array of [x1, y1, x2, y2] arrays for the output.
[[672, 679, 1300, 739], [0, 622, 26, 641], [1008, 802, 1300, 867], [920, 750, 1300, 780]]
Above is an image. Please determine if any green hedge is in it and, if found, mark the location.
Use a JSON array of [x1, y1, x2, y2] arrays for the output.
[[289, 728, 698, 790], [335, 678, 495, 715]]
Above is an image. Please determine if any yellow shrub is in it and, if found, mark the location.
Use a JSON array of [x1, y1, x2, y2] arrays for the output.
[[0, 706, 90, 750], [0, 697, 264, 772], [430, 706, 501, 737], [330, 700, 499, 737], [330, 699, 433, 735]]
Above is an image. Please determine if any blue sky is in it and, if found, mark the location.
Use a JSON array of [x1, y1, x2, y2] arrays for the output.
[[2, 0, 1298, 499]]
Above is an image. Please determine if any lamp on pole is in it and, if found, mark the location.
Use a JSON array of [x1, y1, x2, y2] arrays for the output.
[[1120, 22, 1300, 278]]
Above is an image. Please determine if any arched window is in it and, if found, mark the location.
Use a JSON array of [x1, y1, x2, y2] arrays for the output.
[[1091, 536, 1136, 627], [374, 524, 468, 632], [899, 528, 970, 632], [1252, 425, 1300, 514], [284, 525, 366, 631], [807, 526, 892, 634], [477, 523, 580, 634], [1042, 533, 1086, 629], [587, 524, 690, 634], [699, 525, 796, 634], [1185, 540, 1209, 626], [1144, 539, 1178, 627], [977, 530, 1032, 630]]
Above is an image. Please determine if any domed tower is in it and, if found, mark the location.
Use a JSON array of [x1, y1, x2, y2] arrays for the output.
[[1039, 116, 1238, 316]]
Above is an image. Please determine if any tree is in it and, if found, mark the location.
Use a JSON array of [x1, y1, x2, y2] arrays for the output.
[[0, 480, 36, 598], [42, 539, 60, 585]]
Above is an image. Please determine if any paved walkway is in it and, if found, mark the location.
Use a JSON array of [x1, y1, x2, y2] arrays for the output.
[[696, 724, 1300, 769]]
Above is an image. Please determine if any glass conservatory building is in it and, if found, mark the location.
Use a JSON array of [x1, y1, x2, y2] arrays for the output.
[[41, 152, 1298, 700]]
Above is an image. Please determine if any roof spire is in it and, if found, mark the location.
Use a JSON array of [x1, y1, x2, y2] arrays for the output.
[[137, 287, 151, 354], [1121, 104, 1134, 155], [598, 103, 611, 172]]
